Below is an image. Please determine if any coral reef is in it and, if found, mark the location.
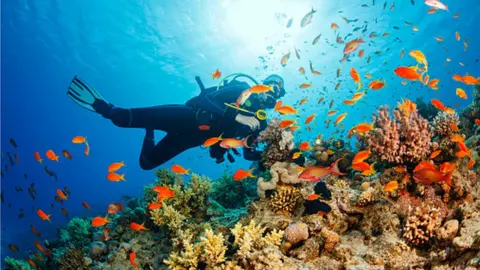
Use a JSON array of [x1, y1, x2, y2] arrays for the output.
[[58, 248, 88, 270], [432, 111, 460, 137], [366, 102, 433, 164], [258, 118, 294, 167], [284, 222, 309, 244], [4, 256, 33, 270], [211, 173, 257, 209]]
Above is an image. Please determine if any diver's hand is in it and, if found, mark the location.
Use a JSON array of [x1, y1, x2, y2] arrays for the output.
[[235, 114, 260, 131]]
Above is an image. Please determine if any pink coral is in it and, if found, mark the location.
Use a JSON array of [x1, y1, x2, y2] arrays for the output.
[[365, 103, 432, 164], [431, 111, 459, 137]]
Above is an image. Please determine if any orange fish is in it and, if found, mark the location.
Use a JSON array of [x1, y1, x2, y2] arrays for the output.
[[219, 137, 250, 149], [31, 225, 41, 237], [106, 172, 126, 182], [368, 80, 386, 90], [299, 67, 305, 75], [384, 181, 399, 192], [413, 26, 419, 31], [103, 226, 111, 241], [171, 164, 190, 175], [82, 201, 91, 210], [430, 150, 442, 159], [34, 152, 43, 164], [455, 31, 460, 41], [318, 97, 325, 104], [37, 209, 51, 223], [476, 119, 480, 126], [279, 119, 296, 129], [449, 123, 460, 132], [45, 150, 59, 162], [34, 241, 51, 257], [292, 151, 302, 159], [435, 36, 444, 42], [72, 136, 87, 144], [365, 73, 373, 79], [331, 23, 339, 30], [394, 166, 407, 173], [299, 141, 311, 151], [84, 142, 90, 156], [289, 126, 300, 132], [427, 8, 438, 14], [108, 202, 124, 214], [413, 164, 453, 186], [274, 100, 283, 111], [343, 38, 365, 55], [62, 150, 73, 160], [130, 252, 139, 270], [461, 75, 479, 85], [352, 123, 374, 134], [394, 66, 422, 81], [352, 150, 370, 164], [358, 49, 364, 58], [299, 98, 309, 105], [428, 78, 440, 90], [299, 83, 312, 89], [281, 52, 291, 67], [327, 110, 338, 116], [276, 105, 298, 115], [361, 163, 377, 176], [299, 158, 345, 182], [56, 189, 68, 200], [467, 159, 476, 169], [352, 162, 371, 172], [233, 168, 255, 181], [351, 92, 365, 101], [248, 84, 274, 94], [108, 161, 125, 172], [349, 68, 362, 89], [211, 69, 221, 79], [152, 184, 175, 201], [26, 258, 37, 269], [305, 114, 316, 124], [343, 100, 356, 105], [130, 222, 149, 231], [92, 215, 110, 227], [456, 88, 467, 99], [8, 244, 19, 252], [203, 134, 223, 148], [439, 162, 455, 174], [334, 113, 347, 127], [147, 202, 162, 210], [34, 250, 44, 262], [307, 194, 320, 200], [431, 99, 446, 111]]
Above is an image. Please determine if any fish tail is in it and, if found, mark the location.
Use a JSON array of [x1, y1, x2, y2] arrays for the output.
[[243, 135, 252, 148], [121, 173, 126, 181], [330, 158, 345, 175], [185, 169, 190, 175], [444, 170, 454, 187], [47, 215, 52, 224], [39, 159, 43, 164], [248, 168, 256, 178]]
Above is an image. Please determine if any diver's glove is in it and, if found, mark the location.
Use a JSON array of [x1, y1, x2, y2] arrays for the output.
[[235, 114, 260, 131]]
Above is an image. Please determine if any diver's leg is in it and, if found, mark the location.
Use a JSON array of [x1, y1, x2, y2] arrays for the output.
[[139, 133, 201, 170], [109, 105, 198, 133]]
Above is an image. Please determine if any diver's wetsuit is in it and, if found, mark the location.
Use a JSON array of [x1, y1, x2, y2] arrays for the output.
[[106, 79, 266, 170]]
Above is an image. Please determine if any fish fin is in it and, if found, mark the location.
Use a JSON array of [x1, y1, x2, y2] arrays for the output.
[[185, 169, 190, 175], [329, 158, 345, 175], [444, 170, 454, 187], [243, 135, 252, 148], [121, 173, 126, 181]]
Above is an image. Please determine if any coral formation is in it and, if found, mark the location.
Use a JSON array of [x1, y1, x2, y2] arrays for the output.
[[58, 248, 88, 270], [432, 111, 460, 137], [403, 207, 443, 246], [258, 118, 294, 167], [269, 185, 301, 214], [366, 103, 433, 164], [284, 222, 309, 244]]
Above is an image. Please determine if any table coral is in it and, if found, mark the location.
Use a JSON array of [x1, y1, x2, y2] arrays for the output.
[[365, 102, 432, 164]]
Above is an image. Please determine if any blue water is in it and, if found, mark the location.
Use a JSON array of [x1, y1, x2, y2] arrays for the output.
[[1, 0, 479, 265]]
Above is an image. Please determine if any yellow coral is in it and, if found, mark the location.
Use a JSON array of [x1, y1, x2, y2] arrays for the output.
[[164, 238, 201, 270], [150, 204, 185, 230], [213, 261, 243, 270], [200, 229, 227, 267], [269, 185, 301, 214], [262, 229, 285, 247]]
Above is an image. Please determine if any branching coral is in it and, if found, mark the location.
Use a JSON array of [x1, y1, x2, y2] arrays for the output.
[[403, 207, 443, 246], [258, 118, 294, 167], [59, 248, 88, 270], [58, 217, 92, 248], [269, 185, 301, 214], [211, 173, 257, 209], [432, 111, 460, 137], [165, 221, 284, 270], [365, 102, 433, 164]]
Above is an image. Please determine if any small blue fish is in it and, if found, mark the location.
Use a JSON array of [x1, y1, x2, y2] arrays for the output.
[[286, 18, 293, 28]]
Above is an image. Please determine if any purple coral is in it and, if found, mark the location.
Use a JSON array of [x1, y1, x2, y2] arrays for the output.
[[365, 103, 432, 164], [258, 118, 294, 167]]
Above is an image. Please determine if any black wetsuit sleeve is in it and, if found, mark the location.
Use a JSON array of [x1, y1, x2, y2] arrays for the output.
[[196, 82, 250, 119], [242, 121, 266, 161]]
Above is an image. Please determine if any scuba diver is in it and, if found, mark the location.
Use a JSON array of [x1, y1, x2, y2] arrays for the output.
[[67, 73, 286, 170]]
